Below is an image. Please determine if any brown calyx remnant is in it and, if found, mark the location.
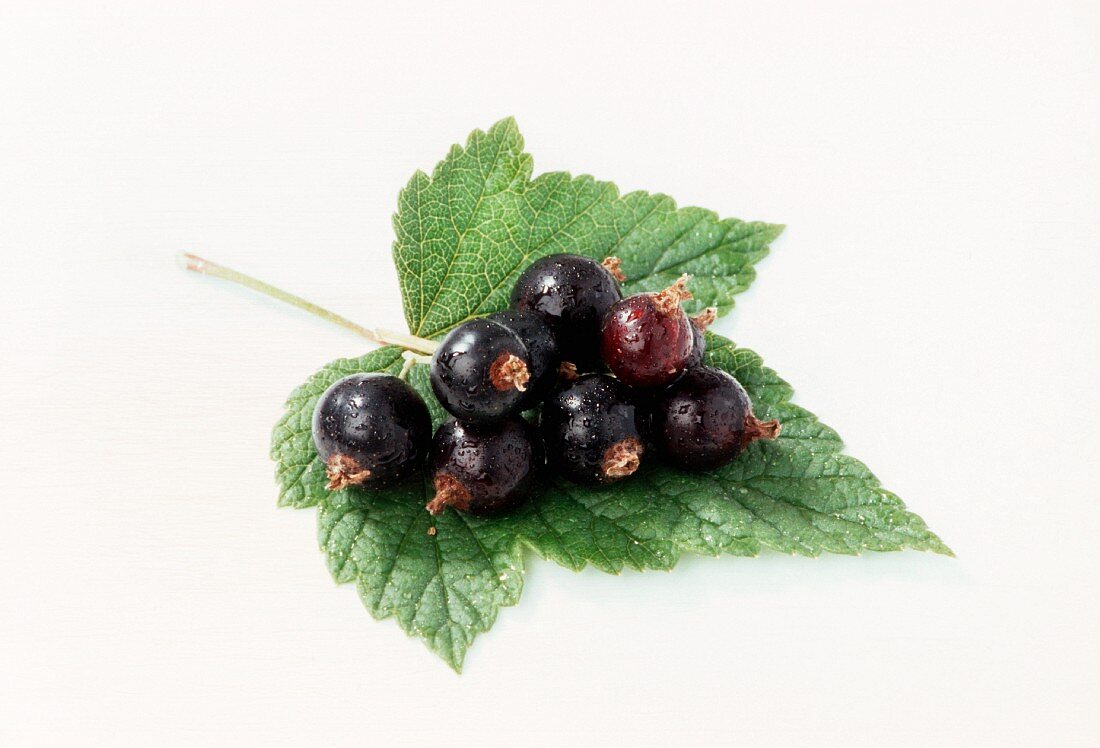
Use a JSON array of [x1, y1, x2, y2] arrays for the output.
[[426, 474, 472, 516], [325, 454, 372, 491], [652, 274, 693, 316], [741, 415, 781, 450], [558, 361, 579, 381], [691, 306, 717, 331], [601, 256, 627, 282], [602, 437, 644, 479], [489, 352, 530, 392]]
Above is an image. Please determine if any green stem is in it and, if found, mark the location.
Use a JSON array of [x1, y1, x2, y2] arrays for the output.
[[398, 350, 432, 380], [374, 329, 439, 355], [402, 350, 433, 365], [179, 253, 439, 354]]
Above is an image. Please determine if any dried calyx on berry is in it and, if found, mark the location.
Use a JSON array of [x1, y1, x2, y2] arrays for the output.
[[426, 417, 544, 517], [486, 310, 560, 405], [600, 274, 695, 388], [600, 256, 626, 282], [311, 373, 432, 490], [651, 366, 780, 470], [557, 361, 579, 381]]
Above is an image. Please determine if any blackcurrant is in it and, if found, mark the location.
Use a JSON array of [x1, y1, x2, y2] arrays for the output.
[[509, 253, 624, 370], [485, 309, 560, 405], [312, 373, 432, 490], [685, 307, 717, 370], [426, 417, 544, 517], [600, 274, 695, 388], [430, 317, 546, 423], [540, 374, 644, 484], [651, 366, 780, 470]]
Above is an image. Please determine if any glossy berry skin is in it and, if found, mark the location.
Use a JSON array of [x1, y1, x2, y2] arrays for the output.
[[427, 417, 544, 517], [430, 317, 539, 423], [684, 322, 706, 370], [651, 366, 780, 470], [486, 309, 560, 406], [540, 374, 644, 485], [600, 280, 694, 388], [684, 308, 715, 370], [312, 373, 432, 490], [509, 253, 622, 369]]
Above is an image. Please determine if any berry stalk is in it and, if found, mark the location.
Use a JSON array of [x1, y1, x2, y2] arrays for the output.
[[179, 253, 439, 354], [399, 350, 432, 380]]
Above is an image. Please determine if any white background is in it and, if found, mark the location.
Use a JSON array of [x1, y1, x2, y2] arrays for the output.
[[2, 1, 1098, 745]]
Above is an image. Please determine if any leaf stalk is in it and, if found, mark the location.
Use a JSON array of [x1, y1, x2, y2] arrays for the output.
[[179, 253, 439, 354]]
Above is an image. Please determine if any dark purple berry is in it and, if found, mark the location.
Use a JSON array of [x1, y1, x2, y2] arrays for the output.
[[684, 307, 716, 370], [430, 317, 542, 423], [509, 253, 624, 370], [486, 309, 561, 405], [426, 417, 544, 517], [540, 374, 644, 485], [600, 275, 694, 388], [312, 373, 431, 490], [651, 366, 780, 470]]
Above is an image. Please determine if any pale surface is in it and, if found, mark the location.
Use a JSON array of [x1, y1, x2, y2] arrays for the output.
[[1, 1, 1098, 745]]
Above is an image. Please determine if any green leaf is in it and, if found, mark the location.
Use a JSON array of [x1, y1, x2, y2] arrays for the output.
[[272, 118, 949, 671], [271, 347, 526, 672], [514, 334, 951, 572], [319, 484, 524, 672], [393, 117, 783, 338], [273, 341, 949, 670]]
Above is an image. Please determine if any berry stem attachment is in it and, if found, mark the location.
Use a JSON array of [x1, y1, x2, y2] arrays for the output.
[[426, 474, 471, 516], [399, 350, 432, 380], [743, 415, 782, 446], [179, 253, 439, 354], [691, 307, 717, 330], [324, 455, 372, 491], [602, 437, 643, 479], [653, 274, 693, 316], [601, 256, 627, 282], [489, 353, 530, 392]]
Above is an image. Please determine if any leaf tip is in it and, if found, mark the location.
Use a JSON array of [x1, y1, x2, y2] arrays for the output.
[[491, 114, 520, 131], [931, 540, 956, 558]]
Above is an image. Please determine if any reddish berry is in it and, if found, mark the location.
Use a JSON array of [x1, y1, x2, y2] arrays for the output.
[[600, 275, 695, 388]]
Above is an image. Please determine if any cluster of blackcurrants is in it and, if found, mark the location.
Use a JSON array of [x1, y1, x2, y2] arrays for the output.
[[312, 254, 780, 518]]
